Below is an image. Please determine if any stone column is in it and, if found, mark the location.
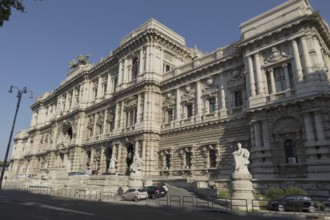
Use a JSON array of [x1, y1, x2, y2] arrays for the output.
[[139, 49, 144, 75], [176, 88, 181, 122], [150, 44, 154, 73], [268, 69, 276, 94], [149, 139, 154, 176], [100, 146, 106, 174], [64, 93, 70, 111], [262, 121, 270, 148], [97, 77, 102, 101], [283, 64, 291, 90], [136, 94, 141, 123], [219, 74, 226, 111], [196, 81, 202, 118], [120, 101, 125, 128], [106, 72, 112, 96], [145, 45, 150, 73], [314, 112, 325, 141], [134, 141, 139, 157], [150, 91, 154, 126], [304, 113, 315, 143], [312, 36, 324, 69], [142, 140, 146, 175], [291, 39, 304, 82], [301, 36, 312, 74], [118, 59, 123, 85], [116, 144, 121, 172], [254, 53, 263, 95], [114, 102, 120, 129], [143, 91, 149, 129], [253, 121, 262, 147], [247, 56, 256, 96]]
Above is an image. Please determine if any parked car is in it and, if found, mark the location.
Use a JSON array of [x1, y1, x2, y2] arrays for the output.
[[68, 172, 89, 176], [153, 182, 168, 193], [122, 188, 148, 202], [144, 185, 167, 199], [268, 194, 319, 213], [324, 198, 330, 210]]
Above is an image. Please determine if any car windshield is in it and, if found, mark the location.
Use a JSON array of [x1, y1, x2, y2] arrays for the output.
[[138, 189, 146, 192]]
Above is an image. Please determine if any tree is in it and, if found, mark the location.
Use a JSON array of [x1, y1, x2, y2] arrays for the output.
[[0, 0, 24, 27]]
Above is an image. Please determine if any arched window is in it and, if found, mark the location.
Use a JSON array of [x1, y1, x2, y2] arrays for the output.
[[284, 139, 297, 164]]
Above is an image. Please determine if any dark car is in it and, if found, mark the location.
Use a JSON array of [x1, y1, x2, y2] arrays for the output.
[[325, 198, 330, 210], [144, 186, 167, 199], [268, 194, 319, 213]]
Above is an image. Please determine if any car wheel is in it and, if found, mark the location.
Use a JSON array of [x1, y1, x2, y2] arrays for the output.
[[308, 206, 316, 213], [278, 204, 285, 212], [134, 196, 138, 202]]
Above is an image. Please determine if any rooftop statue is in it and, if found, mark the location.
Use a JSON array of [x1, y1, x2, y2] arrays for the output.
[[69, 54, 91, 69]]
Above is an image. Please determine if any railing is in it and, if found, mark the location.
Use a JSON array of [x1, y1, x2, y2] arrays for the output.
[[2, 184, 329, 217]]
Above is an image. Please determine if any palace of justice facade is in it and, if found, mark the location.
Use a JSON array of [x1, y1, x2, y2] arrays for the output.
[[8, 0, 330, 194]]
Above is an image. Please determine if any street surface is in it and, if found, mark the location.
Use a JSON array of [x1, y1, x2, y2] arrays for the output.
[[0, 190, 300, 220]]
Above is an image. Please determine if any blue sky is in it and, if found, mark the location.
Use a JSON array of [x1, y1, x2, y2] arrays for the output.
[[1, 0, 330, 160]]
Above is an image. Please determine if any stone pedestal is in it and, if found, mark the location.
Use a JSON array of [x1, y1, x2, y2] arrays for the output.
[[231, 172, 257, 211], [109, 168, 116, 175], [128, 172, 143, 188]]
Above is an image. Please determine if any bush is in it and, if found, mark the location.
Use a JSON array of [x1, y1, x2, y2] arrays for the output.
[[265, 186, 308, 200], [218, 188, 230, 199], [265, 187, 285, 200], [284, 186, 307, 196]]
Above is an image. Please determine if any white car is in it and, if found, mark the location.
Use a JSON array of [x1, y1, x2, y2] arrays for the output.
[[122, 188, 148, 202]]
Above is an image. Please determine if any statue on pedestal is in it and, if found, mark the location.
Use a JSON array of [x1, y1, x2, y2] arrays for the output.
[[231, 142, 255, 211], [109, 156, 117, 174], [232, 142, 250, 174], [130, 155, 143, 176]]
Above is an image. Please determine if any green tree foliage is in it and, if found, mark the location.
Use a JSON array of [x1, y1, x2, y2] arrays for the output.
[[0, 161, 10, 167], [265, 186, 308, 200], [218, 188, 230, 199], [0, 0, 24, 27]]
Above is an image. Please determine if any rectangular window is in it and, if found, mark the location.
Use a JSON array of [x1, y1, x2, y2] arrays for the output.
[[234, 91, 243, 107], [93, 88, 98, 99], [168, 109, 173, 122], [132, 57, 139, 79], [209, 149, 217, 168], [130, 108, 137, 125], [209, 98, 215, 113], [103, 83, 107, 95], [185, 152, 192, 168], [113, 79, 118, 92], [186, 104, 193, 118], [165, 154, 171, 168], [287, 63, 294, 89], [274, 67, 286, 92]]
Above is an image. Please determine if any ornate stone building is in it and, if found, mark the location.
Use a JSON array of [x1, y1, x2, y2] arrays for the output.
[[9, 0, 330, 193]]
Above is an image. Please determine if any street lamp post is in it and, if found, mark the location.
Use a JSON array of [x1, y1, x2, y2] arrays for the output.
[[0, 86, 33, 190]]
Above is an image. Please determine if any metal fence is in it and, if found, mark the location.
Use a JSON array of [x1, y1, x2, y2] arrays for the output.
[[2, 183, 330, 217]]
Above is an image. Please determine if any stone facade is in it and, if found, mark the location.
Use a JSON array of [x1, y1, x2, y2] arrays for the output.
[[8, 0, 330, 195]]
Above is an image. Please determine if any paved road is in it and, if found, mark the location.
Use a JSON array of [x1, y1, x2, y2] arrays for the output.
[[0, 190, 298, 220]]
